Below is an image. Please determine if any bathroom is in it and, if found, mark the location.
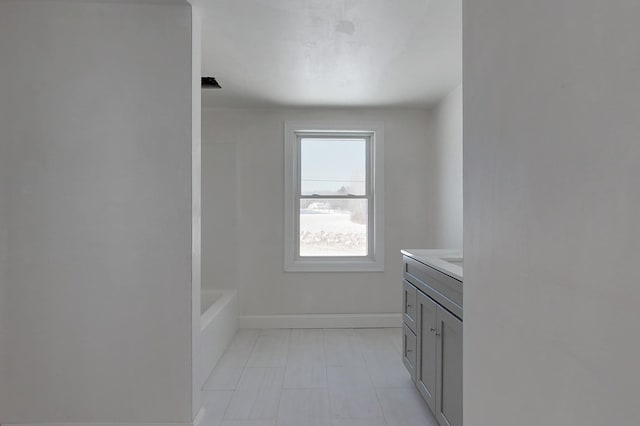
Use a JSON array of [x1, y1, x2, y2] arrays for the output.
[[1, 1, 638, 426], [196, 1, 462, 424]]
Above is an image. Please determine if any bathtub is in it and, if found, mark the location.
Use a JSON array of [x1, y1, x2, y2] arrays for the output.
[[200, 289, 238, 388]]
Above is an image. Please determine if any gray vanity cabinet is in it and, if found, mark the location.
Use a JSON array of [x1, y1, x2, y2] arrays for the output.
[[403, 280, 417, 332], [402, 323, 417, 381], [402, 253, 463, 426], [435, 305, 463, 426], [416, 291, 438, 412]]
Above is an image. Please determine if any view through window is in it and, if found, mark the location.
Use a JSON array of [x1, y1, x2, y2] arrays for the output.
[[298, 136, 371, 257]]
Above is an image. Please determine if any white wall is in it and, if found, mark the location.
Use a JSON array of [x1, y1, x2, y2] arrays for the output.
[[432, 86, 463, 249], [0, 1, 195, 423], [190, 6, 203, 421], [464, 1, 640, 425], [202, 108, 436, 319]]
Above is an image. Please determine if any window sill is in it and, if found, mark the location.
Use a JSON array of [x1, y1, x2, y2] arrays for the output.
[[284, 259, 385, 272]]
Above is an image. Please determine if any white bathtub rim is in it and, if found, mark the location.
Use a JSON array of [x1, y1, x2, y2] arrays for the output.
[[200, 289, 237, 332]]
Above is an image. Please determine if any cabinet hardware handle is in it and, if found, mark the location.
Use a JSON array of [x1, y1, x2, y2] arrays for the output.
[[407, 304, 412, 308], [407, 349, 413, 353], [430, 328, 436, 332]]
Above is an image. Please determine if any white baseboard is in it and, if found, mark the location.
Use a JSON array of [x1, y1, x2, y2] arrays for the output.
[[4, 409, 206, 426], [239, 313, 402, 329], [4, 423, 195, 426]]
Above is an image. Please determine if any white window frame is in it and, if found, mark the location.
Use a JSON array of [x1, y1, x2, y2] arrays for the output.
[[284, 121, 384, 272]]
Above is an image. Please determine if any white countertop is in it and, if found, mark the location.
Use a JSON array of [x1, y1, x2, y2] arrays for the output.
[[401, 249, 463, 281]]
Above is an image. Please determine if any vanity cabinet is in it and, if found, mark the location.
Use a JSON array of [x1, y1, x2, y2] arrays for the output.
[[403, 280, 417, 332], [402, 253, 463, 426], [402, 323, 417, 381], [434, 302, 463, 426], [416, 291, 438, 412]]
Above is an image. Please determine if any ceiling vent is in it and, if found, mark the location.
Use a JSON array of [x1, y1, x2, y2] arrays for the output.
[[201, 77, 222, 89]]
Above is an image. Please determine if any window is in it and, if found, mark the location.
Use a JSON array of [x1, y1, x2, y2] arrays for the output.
[[284, 122, 384, 272]]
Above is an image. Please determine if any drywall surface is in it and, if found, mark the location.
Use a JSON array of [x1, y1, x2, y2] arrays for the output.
[[190, 6, 203, 420], [202, 108, 436, 316], [432, 86, 463, 249], [0, 1, 194, 423], [464, 1, 640, 425], [199, 0, 462, 108]]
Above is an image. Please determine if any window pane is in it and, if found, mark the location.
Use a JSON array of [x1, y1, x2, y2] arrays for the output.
[[299, 198, 368, 257], [300, 138, 367, 196]]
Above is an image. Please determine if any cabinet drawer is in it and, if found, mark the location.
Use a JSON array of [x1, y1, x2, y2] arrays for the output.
[[402, 323, 417, 382], [403, 280, 417, 332], [403, 256, 463, 320]]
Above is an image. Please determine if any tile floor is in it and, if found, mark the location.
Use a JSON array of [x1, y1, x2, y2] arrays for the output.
[[201, 328, 438, 426]]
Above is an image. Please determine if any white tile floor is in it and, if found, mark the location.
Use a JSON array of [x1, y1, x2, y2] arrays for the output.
[[201, 328, 438, 426]]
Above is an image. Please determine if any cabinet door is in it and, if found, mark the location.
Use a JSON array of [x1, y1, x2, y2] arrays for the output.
[[402, 324, 417, 381], [435, 306, 463, 426], [416, 291, 438, 412], [403, 280, 417, 332]]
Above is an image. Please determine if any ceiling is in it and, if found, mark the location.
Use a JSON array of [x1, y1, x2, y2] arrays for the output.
[[198, 0, 461, 108]]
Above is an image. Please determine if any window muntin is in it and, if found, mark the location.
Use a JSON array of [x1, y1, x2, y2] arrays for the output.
[[295, 134, 373, 259]]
